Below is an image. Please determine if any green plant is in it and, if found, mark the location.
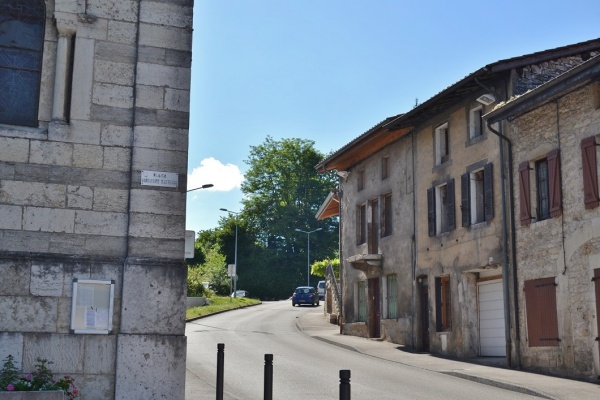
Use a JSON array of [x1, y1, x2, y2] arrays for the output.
[[0, 355, 78, 399]]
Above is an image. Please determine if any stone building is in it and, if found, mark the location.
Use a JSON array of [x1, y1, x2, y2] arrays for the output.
[[317, 38, 600, 373], [0, 0, 192, 398], [485, 55, 600, 380]]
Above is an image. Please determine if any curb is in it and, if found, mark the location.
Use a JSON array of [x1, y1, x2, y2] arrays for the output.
[[186, 301, 262, 323]]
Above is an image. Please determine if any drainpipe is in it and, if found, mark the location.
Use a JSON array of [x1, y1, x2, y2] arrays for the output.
[[338, 177, 344, 329], [486, 120, 522, 370]]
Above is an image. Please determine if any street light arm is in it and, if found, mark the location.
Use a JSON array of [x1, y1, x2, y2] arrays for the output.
[[187, 184, 214, 192]]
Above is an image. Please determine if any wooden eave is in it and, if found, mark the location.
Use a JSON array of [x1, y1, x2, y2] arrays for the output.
[[315, 190, 339, 220], [316, 126, 412, 173]]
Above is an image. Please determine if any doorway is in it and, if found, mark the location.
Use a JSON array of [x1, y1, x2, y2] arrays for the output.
[[368, 277, 380, 338]]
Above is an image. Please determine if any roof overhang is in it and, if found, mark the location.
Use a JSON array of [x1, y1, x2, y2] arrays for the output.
[[315, 190, 339, 220]]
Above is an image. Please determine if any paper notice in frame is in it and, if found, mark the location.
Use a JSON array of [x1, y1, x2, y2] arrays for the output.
[[71, 279, 115, 334]]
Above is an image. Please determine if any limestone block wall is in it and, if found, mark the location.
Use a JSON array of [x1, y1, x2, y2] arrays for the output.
[[509, 82, 600, 380], [0, 0, 193, 398]]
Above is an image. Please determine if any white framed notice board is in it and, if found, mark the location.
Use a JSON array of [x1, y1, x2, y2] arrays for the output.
[[70, 279, 115, 334]]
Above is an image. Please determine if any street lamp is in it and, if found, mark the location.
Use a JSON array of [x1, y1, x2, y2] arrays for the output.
[[220, 208, 239, 297], [186, 183, 214, 192], [295, 227, 322, 287]]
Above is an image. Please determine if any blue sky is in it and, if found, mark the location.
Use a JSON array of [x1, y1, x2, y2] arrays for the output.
[[185, 0, 600, 234]]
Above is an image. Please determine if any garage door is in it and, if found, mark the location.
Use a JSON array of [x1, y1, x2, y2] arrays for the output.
[[478, 280, 506, 357]]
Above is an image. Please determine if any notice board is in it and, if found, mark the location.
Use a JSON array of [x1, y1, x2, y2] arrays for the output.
[[70, 279, 115, 334]]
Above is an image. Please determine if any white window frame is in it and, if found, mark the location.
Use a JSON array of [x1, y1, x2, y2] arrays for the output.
[[435, 122, 449, 165], [470, 169, 485, 224], [436, 183, 449, 234], [469, 106, 483, 139]]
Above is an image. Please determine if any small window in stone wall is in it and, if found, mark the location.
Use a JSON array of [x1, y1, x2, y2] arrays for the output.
[[469, 107, 483, 139], [71, 279, 115, 334]]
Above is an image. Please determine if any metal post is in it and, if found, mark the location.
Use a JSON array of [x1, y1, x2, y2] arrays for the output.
[[263, 354, 273, 400], [339, 370, 351, 400], [216, 343, 225, 400], [307, 231, 311, 286], [234, 218, 238, 296]]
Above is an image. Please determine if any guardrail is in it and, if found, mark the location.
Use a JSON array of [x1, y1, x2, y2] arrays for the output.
[[215, 343, 351, 400]]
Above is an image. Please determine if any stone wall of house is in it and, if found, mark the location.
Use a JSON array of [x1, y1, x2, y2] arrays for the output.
[[414, 93, 506, 359], [0, 0, 192, 398], [508, 81, 600, 380], [339, 132, 415, 345], [514, 52, 599, 96]]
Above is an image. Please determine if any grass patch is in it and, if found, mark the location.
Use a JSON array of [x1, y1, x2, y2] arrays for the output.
[[186, 296, 261, 320]]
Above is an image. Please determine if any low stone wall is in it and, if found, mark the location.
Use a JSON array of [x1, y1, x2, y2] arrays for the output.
[[186, 297, 207, 308], [0, 391, 64, 400]]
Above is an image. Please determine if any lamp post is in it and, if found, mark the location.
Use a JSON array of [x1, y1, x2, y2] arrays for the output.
[[295, 227, 322, 287], [186, 183, 214, 192], [220, 208, 239, 297]]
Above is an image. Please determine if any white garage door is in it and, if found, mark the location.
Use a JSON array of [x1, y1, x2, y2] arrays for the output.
[[478, 280, 506, 357]]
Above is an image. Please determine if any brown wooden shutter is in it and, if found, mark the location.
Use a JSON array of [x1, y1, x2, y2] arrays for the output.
[[442, 277, 451, 330], [547, 149, 562, 218], [461, 173, 470, 227], [518, 161, 532, 226], [427, 187, 435, 237], [524, 277, 559, 347], [484, 162, 494, 221], [447, 178, 455, 231], [581, 137, 599, 209]]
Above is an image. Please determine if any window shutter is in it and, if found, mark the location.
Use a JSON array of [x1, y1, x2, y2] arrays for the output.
[[435, 277, 442, 331], [581, 137, 599, 209], [524, 277, 559, 347], [461, 173, 470, 227], [547, 149, 562, 218], [518, 161, 532, 226], [447, 178, 456, 231], [427, 187, 435, 237], [484, 162, 494, 221]]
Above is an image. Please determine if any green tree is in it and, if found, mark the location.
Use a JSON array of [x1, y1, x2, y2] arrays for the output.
[[236, 136, 339, 297], [311, 258, 340, 278]]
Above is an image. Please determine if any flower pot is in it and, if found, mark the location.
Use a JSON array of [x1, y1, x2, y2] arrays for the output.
[[0, 391, 65, 400]]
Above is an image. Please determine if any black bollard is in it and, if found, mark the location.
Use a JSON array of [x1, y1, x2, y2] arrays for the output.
[[216, 343, 225, 400], [264, 354, 273, 400], [339, 369, 351, 400]]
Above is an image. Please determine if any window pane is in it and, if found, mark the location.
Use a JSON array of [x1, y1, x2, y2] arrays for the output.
[[0, 1, 44, 127], [537, 159, 549, 220], [387, 275, 397, 319]]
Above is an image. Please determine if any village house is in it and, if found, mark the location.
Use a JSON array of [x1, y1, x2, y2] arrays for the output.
[[0, 0, 192, 398], [485, 54, 600, 380], [317, 38, 600, 374]]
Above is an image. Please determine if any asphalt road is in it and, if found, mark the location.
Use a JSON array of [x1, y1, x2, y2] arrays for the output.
[[185, 301, 541, 399]]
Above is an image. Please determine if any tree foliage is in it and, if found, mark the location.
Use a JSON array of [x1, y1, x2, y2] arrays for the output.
[[311, 258, 340, 278], [194, 137, 340, 300]]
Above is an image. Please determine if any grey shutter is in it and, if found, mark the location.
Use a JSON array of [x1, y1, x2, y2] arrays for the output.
[[484, 163, 494, 221], [427, 187, 435, 237], [461, 173, 470, 227], [447, 178, 455, 231]]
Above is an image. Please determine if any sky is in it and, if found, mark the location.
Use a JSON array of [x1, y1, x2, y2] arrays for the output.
[[185, 0, 600, 234]]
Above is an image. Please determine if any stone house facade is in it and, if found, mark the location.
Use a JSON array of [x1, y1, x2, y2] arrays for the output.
[[485, 55, 600, 380], [316, 38, 600, 377], [0, 1, 192, 398]]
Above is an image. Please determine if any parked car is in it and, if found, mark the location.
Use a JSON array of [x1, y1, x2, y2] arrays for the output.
[[292, 286, 319, 307], [317, 280, 325, 300], [231, 290, 249, 298]]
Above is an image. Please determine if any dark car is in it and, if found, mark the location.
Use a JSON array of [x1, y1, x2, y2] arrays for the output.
[[292, 286, 319, 307]]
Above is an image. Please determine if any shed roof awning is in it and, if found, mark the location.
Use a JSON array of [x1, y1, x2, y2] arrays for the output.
[[315, 190, 339, 220]]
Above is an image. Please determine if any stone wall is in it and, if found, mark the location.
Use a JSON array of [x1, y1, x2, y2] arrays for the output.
[[508, 80, 600, 380], [0, 0, 193, 398]]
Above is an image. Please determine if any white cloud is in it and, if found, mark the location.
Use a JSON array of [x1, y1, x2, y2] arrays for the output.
[[188, 157, 244, 191]]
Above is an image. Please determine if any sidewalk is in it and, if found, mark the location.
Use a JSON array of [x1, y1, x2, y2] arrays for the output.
[[296, 311, 600, 400]]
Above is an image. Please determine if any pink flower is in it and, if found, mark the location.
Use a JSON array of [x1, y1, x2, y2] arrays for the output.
[[64, 376, 70, 379], [72, 390, 78, 395], [27, 373, 33, 380], [6, 384, 15, 391]]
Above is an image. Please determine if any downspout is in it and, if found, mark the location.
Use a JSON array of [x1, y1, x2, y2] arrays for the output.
[[411, 130, 417, 350], [114, 0, 141, 395], [486, 120, 522, 369]]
